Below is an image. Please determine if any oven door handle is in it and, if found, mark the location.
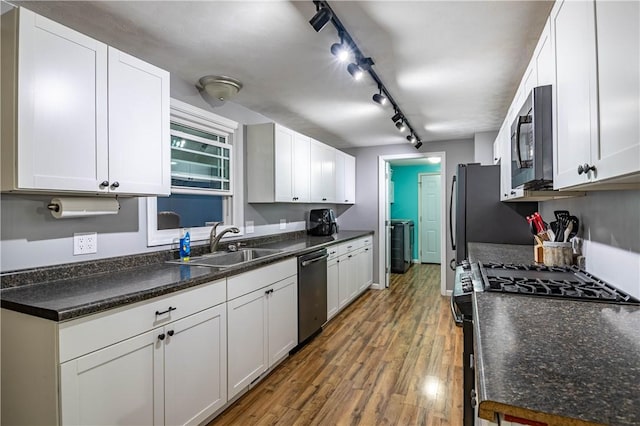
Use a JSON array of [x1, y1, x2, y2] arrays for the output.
[[450, 292, 464, 326]]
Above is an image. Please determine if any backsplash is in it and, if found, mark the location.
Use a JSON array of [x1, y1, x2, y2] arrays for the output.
[[540, 189, 640, 298]]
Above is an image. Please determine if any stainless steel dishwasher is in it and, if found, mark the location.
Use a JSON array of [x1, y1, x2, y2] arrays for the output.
[[297, 248, 328, 345]]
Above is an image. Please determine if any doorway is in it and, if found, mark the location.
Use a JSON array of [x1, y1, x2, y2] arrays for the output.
[[419, 173, 441, 264], [378, 152, 446, 295]]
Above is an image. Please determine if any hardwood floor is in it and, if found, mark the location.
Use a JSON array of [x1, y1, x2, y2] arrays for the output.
[[209, 264, 463, 426]]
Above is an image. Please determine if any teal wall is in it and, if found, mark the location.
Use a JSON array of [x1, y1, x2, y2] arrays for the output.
[[390, 163, 441, 260]]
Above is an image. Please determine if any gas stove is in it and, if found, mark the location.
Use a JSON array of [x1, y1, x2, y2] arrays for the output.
[[451, 260, 640, 325]]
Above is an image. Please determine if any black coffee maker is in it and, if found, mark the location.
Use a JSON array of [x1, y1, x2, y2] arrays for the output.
[[307, 209, 338, 236]]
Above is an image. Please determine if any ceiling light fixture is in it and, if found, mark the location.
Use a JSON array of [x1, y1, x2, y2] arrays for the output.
[[415, 141, 423, 150], [407, 134, 417, 143], [309, 5, 332, 32], [372, 85, 387, 105], [330, 32, 349, 62], [309, 0, 424, 146], [197, 75, 243, 101], [347, 62, 364, 80]]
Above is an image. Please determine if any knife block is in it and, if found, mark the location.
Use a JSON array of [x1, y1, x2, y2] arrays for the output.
[[534, 243, 544, 264], [542, 241, 573, 266]]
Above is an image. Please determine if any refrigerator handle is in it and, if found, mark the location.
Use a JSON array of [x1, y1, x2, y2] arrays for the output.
[[449, 175, 456, 251]]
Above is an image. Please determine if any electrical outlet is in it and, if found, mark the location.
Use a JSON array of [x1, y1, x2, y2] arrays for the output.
[[280, 219, 287, 230], [246, 220, 255, 234], [74, 232, 97, 255]]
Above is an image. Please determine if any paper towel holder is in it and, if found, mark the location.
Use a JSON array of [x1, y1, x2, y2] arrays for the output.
[[47, 197, 121, 219]]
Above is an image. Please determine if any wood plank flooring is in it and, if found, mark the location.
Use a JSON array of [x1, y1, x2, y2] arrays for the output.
[[209, 264, 463, 426]]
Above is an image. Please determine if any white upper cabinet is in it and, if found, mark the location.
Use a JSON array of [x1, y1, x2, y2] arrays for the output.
[[310, 139, 336, 202], [335, 150, 356, 204], [1, 8, 170, 196], [552, 0, 640, 189], [247, 123, 354, 204]]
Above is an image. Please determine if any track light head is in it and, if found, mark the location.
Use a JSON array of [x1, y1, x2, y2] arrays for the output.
[[330, 42, 349, 62], [309, 7, 332, 32], [407, 134, 417, 143], [391, 112, 403, 123], [372, 86, 387, 105], [415, 141, 423, 150], [347, 62, 364, 80], [395, 119, 406, 132]]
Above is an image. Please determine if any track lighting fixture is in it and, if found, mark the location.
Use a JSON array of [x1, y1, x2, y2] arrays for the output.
[[372, 86, 387, 105], [309, 5, 332, 32], [330, 33, 349, 62], [309, 0, 424, 146], [347, 62, 364, 80]]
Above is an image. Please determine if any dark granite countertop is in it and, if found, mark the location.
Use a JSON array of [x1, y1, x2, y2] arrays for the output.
[[468, 242, 534, 265], [473, 292, 640, 426], [0, 230, 373, 322]]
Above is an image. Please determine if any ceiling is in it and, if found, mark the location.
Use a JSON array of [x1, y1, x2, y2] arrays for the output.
[[12, 1, 553, 149]]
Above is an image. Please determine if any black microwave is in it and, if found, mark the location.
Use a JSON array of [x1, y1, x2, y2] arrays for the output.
[[511, 85, 553, 189]]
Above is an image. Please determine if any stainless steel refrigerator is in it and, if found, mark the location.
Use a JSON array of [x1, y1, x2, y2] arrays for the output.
[[449, 163, 537, 266]]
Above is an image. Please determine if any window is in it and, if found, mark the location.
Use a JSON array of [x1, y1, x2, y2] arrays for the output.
[[147, 99, 240, 246]]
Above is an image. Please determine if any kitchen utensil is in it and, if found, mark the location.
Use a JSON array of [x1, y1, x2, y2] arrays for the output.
[[568, 216, 579, 240], [554, 210, 570, 221], [563, 220, 573, 242]]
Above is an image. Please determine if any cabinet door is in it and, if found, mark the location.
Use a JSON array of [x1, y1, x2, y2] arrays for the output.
[[310, 140, 324, 202], [227, 289, 268, 399], [60, 330, 163, 426], [16, 8, 108, 192], [274, 125, 295, 202], [335, 151, 346, 203], [552, 0, 599, 188], [164, 305, 227, 426], [327, 258, 339, 320], [310, 140, 336, 202], [108, 48, 170, 196], [591, 1, 640, 181], [344, 154, 356, 204], [362, 245, 373, 289], [535, 21, 554, 87], [337, 256, 351, 308], [267, 276, 298, 367], [293, 132, 311, 202]]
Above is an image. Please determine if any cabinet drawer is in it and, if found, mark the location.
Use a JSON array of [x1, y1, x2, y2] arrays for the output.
[[361, 236, 372, 247], [59, 279, 226, 362], [327, 245, 340, 260], [227, 258, 297, 300], [337, 241, 357, 256]]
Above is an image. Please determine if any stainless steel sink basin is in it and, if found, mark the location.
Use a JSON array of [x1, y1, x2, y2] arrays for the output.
[[169, 248, 283, 268]]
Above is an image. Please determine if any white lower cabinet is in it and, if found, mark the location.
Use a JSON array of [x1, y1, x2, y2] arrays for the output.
[[226, 259, 298, 400], [60, 304, 227, 426], [326, 248, 340, 320], [335, 237, 373, 312]]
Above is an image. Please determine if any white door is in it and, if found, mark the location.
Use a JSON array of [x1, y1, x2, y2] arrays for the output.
[[16, 8, 108, 193], [164, 305, 227, 426], [267, 276, 298, 367], [108, 47, 170, 196], [59, 330, 163, 426], [384, 161, 392, 288], [227, 289, 268, 399], [420, 174, 441, 264]]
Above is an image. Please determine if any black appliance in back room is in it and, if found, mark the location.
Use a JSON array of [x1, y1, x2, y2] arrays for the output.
[[390, 219, 414, 273], [449, 163, 538, 268]]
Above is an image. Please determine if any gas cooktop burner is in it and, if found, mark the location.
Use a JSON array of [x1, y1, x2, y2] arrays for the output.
[[479, 262, 640, 304]]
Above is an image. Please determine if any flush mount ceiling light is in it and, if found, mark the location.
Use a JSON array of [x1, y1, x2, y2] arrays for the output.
[[309, 5, 332, 32], [197, 75, 243, 101], [427, 156, 441, 163], [372, 85, 387, 105]]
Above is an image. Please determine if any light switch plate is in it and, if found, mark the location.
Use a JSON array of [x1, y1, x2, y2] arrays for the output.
[[246, 220, 254, 234], [74, 232, 97, 255], [280, 219, 287, 230]]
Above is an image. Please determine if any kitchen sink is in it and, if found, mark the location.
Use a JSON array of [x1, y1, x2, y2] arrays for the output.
[[168, 248, 283, 268]]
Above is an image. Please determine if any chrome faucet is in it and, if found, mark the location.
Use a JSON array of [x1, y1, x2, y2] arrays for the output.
[[209, 223, 240, 253]]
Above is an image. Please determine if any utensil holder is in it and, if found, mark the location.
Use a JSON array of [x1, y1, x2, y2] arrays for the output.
[[542, 241, 573, 266]]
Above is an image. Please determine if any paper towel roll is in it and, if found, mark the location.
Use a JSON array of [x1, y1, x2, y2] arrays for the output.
[[48, 197, 120, 219]]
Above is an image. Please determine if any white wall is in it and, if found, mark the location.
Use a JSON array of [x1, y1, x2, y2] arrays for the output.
[[339, 139, 475, 290], [540, 190, 640, 299], [474, 131, 497, 165]]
